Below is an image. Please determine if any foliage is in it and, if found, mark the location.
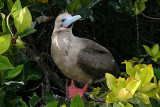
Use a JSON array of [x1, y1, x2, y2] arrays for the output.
[[143, 44, 160, 64], [88, 56, 160, 107], [0, 0, 41, 106], [105, 62, 159, 106], [108, 0, 148, 15]]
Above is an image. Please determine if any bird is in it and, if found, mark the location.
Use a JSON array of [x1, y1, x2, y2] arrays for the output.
[[51, 13, 120, 98]]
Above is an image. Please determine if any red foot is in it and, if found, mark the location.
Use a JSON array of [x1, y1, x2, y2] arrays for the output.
[[67, 80, 88, 98]]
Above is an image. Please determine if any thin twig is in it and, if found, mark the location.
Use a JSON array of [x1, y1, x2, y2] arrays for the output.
[[138, 0, 160, 20], [141, 12, 160, 20], [23, 84, 41, 92], [136, 15, 140, 54], [85, 92, 105, 103], [53, 94, 71, 103], [51, 87, 66, 95]]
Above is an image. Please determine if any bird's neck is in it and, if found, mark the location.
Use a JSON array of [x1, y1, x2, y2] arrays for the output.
[[51, 28, 74, 41], [53, 27, 72, 33], [52, 28, 73, 36]]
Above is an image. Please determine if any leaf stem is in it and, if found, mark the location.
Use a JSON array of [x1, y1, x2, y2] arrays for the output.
[[6, 12, 14, 36]]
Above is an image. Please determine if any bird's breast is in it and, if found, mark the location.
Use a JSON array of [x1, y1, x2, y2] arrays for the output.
[[51, 35, 79, 70], [51, 35, 93, 83]]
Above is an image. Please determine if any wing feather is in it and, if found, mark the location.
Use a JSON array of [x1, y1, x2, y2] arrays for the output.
[[77, 38, 120, 80]]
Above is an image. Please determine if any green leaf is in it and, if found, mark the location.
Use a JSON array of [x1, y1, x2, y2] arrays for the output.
[[0, 13, 9, 33], [124, 61, 134, 78], [92, 87, 101, 96], [117, 77, 127, 90], [46, 101, 59, 107], [70, 94, 84, 107], [0, 55, 14, 70], [151, 52, 160, 62], [90, 87, 101, 100], [135, 92, 150, 104], [154, 75, 157, 85], [129, 96, 140, 104], [10, 46, 19, 56], [0, 92, 5, 105], [18, 28, 36, 38], [98, 91, 108, 98], [26, 68, 42, 80], [80, 0, 90, 7], [88, 0, 100, 8], [106, 91, 117, 103], [140, 83, 158, 97], [7, 0, 14, 11], [0, 2, 4, 9], [153, 68, 160, 79], [130, 57, 139, 63], [29, 93, 39, 107], [139, 64, 154, 87], [151, 44, 159, 57], [5, 65, 24, 79], [61, 104, 67, 107], [150, 98, 157, 107], [67, 0, 80, 13], [45, 91, 56, 103], [138, 58, 144, 64], [0, 34, 11, 54], [20, 98, 28, 107], [14, 6, 32, 33], [152, 93, 160, 101], [11, 0, 22, 18], [14, 37, 26, 48], [121, 72, 128, 77], [156, 58, 160, 65], [126, 102, 133, 107], [105, 73, 117, 93], [141, 0, 148, 3], [143, 45, 153, 56], [134, 2, 146, 15], [126, 80, 141, 95], [113, 102, 125, 107], [117, 88, 133, 101], [133, 65, 141, 76]]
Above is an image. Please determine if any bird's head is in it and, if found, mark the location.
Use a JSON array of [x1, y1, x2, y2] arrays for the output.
[[53, 13, 81, 31]]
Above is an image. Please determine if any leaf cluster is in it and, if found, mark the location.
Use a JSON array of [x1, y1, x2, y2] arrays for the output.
[[0, 0, 41, 106]]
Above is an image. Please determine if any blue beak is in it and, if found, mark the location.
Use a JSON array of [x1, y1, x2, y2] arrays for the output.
[[62, 15, 81, 27]]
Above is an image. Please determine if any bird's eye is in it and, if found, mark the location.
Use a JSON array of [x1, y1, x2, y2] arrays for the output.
[[61, 18, 66, 23]]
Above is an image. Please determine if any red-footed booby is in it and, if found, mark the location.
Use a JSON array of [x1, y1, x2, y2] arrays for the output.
[[51, 13, 120, 98]]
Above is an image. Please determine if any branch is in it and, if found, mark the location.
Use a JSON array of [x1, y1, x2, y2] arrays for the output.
[[136, 15, 140, 55], [85, 92, 106, 103], [141, 12, 160, 20], [31, 15, 54, 28], [138, 0, 160, 20]]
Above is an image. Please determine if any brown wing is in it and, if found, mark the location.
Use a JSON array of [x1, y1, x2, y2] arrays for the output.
[[77, 38, 120, 80]]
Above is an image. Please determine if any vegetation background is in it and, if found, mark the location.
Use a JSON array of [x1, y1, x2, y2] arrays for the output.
[[0, 0, 160, 106]]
